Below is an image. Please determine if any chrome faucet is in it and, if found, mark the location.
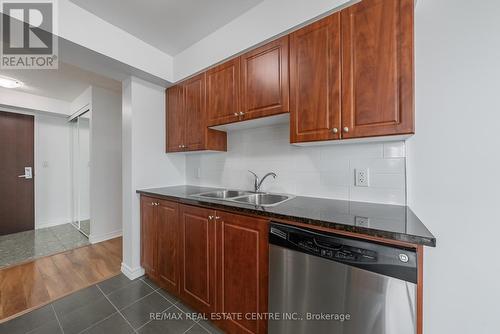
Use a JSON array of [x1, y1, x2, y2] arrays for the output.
[[248, 170, 277, 193]]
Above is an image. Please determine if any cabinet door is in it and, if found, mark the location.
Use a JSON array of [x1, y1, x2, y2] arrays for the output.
[[184, 73, 206, 151], [166, 85, 185, 152], [290, 14, 341, 143], [179, 205, 216, 314], [157, 200, 180, 296], [216, 212, 269, 334], [341, 0, 414, 138], [240, 36, 289, 120], [140, 196, 158, 278], [206, 58, 240, 126]]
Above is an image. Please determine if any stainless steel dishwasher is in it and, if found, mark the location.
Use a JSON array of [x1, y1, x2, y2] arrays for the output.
[[269, 222, 417, 334]]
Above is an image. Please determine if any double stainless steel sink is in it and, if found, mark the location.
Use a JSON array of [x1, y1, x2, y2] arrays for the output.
[[190, 189, 294, 207]]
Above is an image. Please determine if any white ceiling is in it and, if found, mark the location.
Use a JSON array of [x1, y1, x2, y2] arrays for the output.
[[69, 0, 264, 56], [0, 62, 121, 102]]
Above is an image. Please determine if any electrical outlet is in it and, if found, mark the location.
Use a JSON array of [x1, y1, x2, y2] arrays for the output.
[[196, 167, 201, 179], [355, 216, 370, 227], [355, 168, 369, 187]]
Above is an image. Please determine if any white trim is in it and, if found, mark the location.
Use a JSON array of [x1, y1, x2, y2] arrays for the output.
[[34, 114, 39, 229], [68, 104, 91, 122], [291, 134, 413, 147], [121, 262, 145, 280], [89, 229, 122, 244], [209, 113, 289, 132], [36, 219, 73, 229]]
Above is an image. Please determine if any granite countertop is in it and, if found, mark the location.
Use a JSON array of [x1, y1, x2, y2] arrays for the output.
[[137, 185, 436, 247]]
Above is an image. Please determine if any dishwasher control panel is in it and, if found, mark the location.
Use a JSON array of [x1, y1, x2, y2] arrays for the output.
[[296, 238, 377, 263], [269, 222, 418, 283]]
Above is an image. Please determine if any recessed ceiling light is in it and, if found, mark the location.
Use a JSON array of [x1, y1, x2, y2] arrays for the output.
[[0, 76, 23, 88]]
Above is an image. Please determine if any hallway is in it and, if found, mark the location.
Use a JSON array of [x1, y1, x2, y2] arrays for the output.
[[0, 237, 122, 321], [0, 224, 90, 268]]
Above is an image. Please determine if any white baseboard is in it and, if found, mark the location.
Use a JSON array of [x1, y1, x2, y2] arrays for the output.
[[89, 229, 122, 244], [36, 219, 72, 229], [121, 262, 145, 280]]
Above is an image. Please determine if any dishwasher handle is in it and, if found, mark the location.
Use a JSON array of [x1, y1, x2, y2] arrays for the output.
[[313, 236, 342, 251]]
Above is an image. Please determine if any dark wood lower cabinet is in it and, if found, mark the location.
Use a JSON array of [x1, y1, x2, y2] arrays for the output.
[[215, 212, 269, 334], [141, 195, 424, 334], [179, 205, 217, 314], [140, 196, 158, 279], [157, 199, 181, 295], [140, 196, 270, 334]]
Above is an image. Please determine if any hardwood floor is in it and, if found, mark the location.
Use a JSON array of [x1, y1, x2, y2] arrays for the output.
[[0, 237, 122, 322]]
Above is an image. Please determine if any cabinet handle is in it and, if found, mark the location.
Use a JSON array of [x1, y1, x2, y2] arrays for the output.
[[332, 128, 338, 134], [208, 215, 214, 220], [215, 216, 220, 220], [239, 112, 244, 116], [234, 112, 239, 116], [178, 145, 182, 148], [343, 127, 349, 133]]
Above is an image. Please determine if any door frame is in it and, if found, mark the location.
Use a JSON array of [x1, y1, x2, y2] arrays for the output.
[[0, 108, 35, 233], [0, 107, 68, 229]]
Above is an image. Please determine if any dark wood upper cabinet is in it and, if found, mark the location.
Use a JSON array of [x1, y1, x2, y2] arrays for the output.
[[289, 14, 342, 143], [140, 196, 158, 278], [157, 199, 180, 296], [206, 58, 241, 126], [183, 74, 206, 151], [179, 205, 216, 314], [215, 212, 269, 334], [166, 74, 226, 153], [166, 85, 185, 152], [341, 0, 414, 139], [240, 36, 289, 120], [167, 0, 415, 147]]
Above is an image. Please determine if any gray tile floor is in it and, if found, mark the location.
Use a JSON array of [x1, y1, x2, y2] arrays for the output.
[[0, 224, 89, 268], [0, 274, 224, 334], [80, 220, 91, 236]]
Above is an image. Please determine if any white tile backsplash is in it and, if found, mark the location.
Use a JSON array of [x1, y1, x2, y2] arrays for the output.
[[186, 124, 407, 205], [383, 141, 406, 158]]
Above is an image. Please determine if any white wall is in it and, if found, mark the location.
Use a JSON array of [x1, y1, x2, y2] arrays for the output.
[[407, 0, 500, 333], [35, 114, 73, 228], [57, 0, 174, 81], [88, 86, 122, 243], [174, 0, 354, 80], [122, 77, 186, 279], [0, 87, 70, 115], [187, 124, 406, 205], [0, 1, 173, 82]]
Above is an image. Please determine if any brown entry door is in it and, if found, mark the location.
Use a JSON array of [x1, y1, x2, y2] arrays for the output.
[[0, 111, 34, 235]]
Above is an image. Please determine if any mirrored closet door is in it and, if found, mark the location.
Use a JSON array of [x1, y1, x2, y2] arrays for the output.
[[70, 111, 90, 237]]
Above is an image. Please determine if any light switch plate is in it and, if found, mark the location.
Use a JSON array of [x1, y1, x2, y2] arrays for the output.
[[355, 216, 370, 227], [355, 168, 369, 187]]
